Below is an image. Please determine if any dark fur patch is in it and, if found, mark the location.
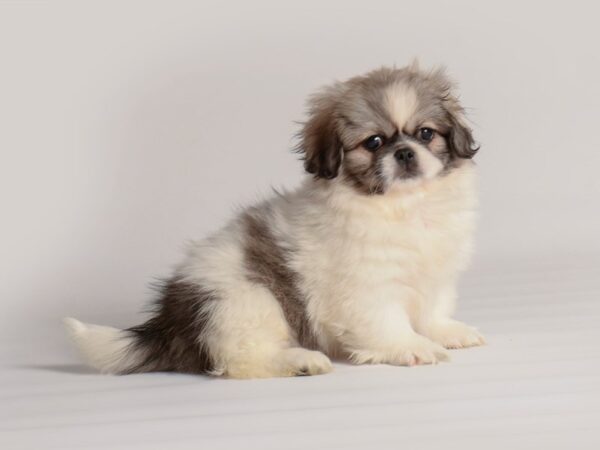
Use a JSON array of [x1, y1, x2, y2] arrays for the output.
[[125, 278, 215, 374], [295, 85, 345, 179], [242, 208, 319, 350], [446, 112, 479, 159]]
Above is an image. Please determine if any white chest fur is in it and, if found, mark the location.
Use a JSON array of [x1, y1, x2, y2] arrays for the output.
[[285, 164, 478, 353]]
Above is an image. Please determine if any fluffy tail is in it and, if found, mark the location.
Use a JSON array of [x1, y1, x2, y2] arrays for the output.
[[63, 317, 141, 374]]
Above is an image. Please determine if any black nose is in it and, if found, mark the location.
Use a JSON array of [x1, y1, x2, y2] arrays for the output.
[[394, 148, 415, 163]]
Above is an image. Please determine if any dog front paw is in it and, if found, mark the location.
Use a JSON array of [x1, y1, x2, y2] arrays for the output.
[[350, 334, 449, 366], [397, 334, 450, 365], [424, 319, 486, 349]]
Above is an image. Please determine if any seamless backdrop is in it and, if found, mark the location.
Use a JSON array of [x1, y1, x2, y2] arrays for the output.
[[1, 0, 599, 352]]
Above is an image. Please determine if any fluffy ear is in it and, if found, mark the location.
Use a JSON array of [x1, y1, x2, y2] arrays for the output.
[[446, 103, 479, 159], [297, 88, 343, 179]]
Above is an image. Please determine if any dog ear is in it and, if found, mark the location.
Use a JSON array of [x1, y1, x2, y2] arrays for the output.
[[445, 102, 479, 159], [297, 88, 343, 179]]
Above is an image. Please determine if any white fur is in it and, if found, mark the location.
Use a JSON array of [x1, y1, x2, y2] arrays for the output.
[[413, 145, 444, 179], [63, 317, 140, 374], [295, 164, 478, 364], [385, 83, 419, 130]]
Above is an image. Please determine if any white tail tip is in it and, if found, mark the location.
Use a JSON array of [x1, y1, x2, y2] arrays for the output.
[[63, 317, 137, 374], [64, 317, 87, 335]]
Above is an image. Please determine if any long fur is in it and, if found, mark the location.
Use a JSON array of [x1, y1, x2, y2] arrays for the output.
[[66, 65, 484, 378]]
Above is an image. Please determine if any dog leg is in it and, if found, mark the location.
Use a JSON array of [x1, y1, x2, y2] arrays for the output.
[[329, 296, 449, 366], [419, 284, 486, 349]]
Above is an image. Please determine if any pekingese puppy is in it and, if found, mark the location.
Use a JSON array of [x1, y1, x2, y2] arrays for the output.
[[65, 63, 485, 378]]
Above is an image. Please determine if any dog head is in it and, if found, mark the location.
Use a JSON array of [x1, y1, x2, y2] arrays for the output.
[[297, 64, 478, 194]]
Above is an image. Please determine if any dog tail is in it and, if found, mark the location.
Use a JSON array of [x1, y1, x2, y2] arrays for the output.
[[63, 317, 141, 374]]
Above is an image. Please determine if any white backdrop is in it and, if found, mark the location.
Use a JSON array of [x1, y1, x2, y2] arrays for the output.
[[1, 0, 599, 342]]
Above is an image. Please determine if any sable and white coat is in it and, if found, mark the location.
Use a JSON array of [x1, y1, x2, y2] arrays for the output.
[[66, 64, 484, 378]]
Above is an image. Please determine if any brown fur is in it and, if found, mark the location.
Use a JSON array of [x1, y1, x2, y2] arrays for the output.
[[242, 208, 319, 350], [125, 278, 215, 374]]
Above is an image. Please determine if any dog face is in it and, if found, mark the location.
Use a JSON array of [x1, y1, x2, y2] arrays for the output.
[[298, 65, 478, 194]]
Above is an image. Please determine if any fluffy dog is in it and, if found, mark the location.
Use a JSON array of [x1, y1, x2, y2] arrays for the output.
[[65, 63, 485, 378]]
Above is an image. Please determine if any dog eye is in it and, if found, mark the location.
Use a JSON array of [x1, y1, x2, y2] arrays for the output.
[[418, 128, 435, 142], [363, 135, 385, 151]]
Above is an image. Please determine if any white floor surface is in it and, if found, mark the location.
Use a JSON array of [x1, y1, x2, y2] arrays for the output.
[[2, 255, 599, 449]]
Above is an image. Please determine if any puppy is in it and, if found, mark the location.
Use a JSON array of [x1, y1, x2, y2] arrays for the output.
[[65, 63, 484, 378]]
